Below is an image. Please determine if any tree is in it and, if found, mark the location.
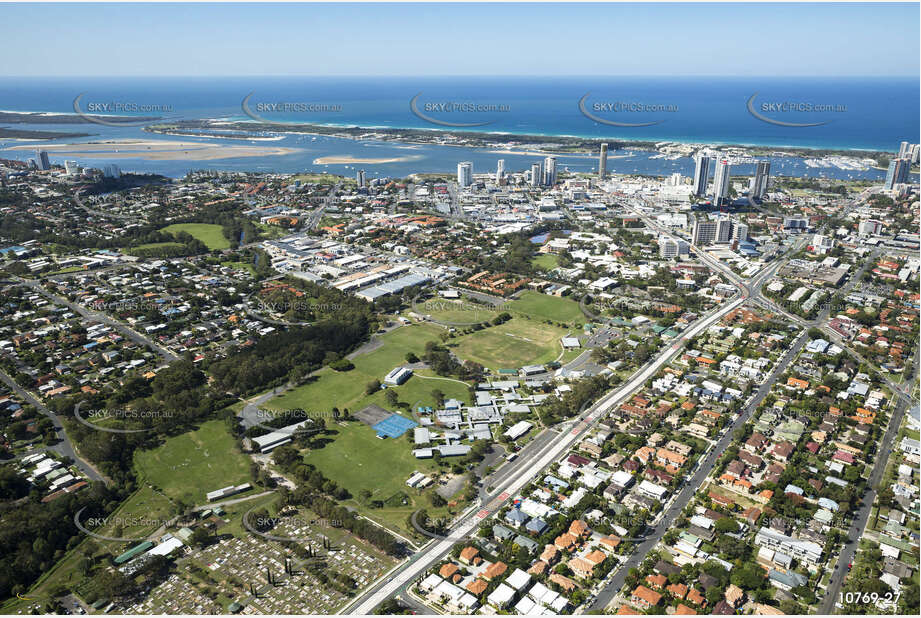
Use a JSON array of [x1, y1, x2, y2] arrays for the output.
[[431, 389, 445, 408], [385, 389, 399, 407], [366, 379, 381, 395]]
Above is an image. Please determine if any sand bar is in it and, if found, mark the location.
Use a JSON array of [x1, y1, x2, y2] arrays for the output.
[[7, 139, 298, 161]]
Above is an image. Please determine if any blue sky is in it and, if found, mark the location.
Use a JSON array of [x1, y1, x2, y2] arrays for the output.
[[3, 2, 918, 76]]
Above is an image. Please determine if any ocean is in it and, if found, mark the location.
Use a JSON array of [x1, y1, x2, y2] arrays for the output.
[[0, 76, 917, 179]]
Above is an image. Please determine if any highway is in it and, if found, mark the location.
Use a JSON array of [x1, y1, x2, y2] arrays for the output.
[[343, 293, 747, 614]]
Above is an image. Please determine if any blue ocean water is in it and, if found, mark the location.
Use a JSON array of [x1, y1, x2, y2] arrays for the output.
[[0, 76, 917, 178]]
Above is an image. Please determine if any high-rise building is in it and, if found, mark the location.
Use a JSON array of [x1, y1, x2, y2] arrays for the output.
[[692, 154, 711, 197], [598, 143, 608, 179], [103, 164, 121, 178], [543, 156, 557, 186], [530, 162, 542, 188], [457, 161, 473, 188], [34, 150, 50, 171], [496, 159, 505, 183], [750, 161, 771, 200], [910, 144, 920, 164], [658, 237, 689, 258], [64, 160, 79, 176], [356, 169, 366, 188], [898, 141, 911, 159], [712, 159, 731, 205], [692, 217, 734, 246], [885, 158, 910, 189], [732, 222, 749, 242]]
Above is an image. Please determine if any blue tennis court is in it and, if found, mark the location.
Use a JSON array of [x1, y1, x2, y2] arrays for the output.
[[373, 413, 417, 438]]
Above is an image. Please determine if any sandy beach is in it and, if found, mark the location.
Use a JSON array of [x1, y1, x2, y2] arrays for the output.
[[312, 154, 424, 165], [7, 139, 299, 161]]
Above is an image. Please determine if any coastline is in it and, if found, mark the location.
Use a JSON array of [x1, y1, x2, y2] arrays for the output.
[[143, 119, 895, 160]]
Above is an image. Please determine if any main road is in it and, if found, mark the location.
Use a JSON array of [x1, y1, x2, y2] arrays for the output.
[[343, 292, 748, 614]]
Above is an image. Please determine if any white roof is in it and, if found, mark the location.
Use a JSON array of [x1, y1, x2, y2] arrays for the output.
[[488, 583, 516, 606], [506, 568, 531, 591]]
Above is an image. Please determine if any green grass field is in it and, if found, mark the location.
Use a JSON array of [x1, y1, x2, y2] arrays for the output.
[[412, 296, 507, 325], [160, 223, 231, 250], [507, 290, 584, 325], [450, 317, 569, 369], [267, 323, 469, 414], [134, 419, 252, 504], [300, 421, 462, 538], [531, 253, 559, 271]]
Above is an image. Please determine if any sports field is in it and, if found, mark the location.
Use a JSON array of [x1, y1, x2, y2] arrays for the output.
[[134, 419, 252, 504], [160, 222, 230, 250], [413, 296, 508, 325], [267, 323, 469, 414], [450, 317, 569, 369], [531, 253, 559, 271], [507, 290, 584, 325]]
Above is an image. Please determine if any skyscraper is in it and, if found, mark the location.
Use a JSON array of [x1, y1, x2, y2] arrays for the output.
[[530, 162, 542, 188], [898, 141, 911, 159], [356, 169, 366, 188], [750, 161, 771, 200], [543, 156, 557, 186], [712, 159, 731, 205], [457, 161, 473, 188], [496, 159, 505, 183], [692, 154, 711, 197], [598, 143, 608, 179], [884, 158, 910, 190], [34, 150, 50, 171], [692, 217, 734, 246]]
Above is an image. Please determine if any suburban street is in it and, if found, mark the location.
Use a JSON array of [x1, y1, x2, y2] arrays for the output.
[[588, 328, 809, 610]]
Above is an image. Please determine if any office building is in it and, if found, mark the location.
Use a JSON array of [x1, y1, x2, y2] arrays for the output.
[[64, 160, 80, 176], [356, 169, 366, 188], [712, 159, 731, 205], [598, 143, 608, 179], [858, 219, 883, 236], [457, 161, 473, 188], [658, 237, 689, 259], [783, 216, 809, 230], [543, 156, 557, 186], [530, 162, 542, 188], [496, 159, 505, 183], [885, 158, 910, 190], [811, 234, 834, 254], [692, 154, 711, 197], [34, 150, 50, 171], [750, 161, 771, 199], [692, 218, 734, 246]]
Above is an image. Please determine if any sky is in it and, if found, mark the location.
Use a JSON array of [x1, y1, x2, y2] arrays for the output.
[[2, 2, 919, 77]]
